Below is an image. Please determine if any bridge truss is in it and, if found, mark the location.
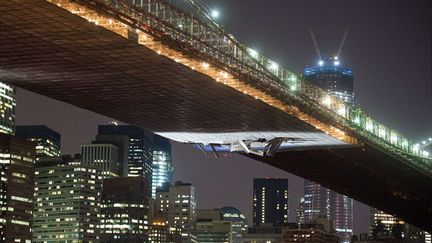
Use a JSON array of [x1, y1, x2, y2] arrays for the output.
[[45, 0, 431, 175]]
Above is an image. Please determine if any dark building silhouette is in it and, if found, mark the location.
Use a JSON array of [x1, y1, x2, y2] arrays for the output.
[[0, 134, 36, 242], [253, 178, 288, 227]]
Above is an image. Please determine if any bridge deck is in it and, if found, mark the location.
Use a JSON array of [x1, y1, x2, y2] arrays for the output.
[[0, 0, 345, 148]]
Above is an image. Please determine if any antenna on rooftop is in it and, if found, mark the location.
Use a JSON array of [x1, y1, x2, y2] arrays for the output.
[[336, 30, 349, 58], [310, 30, 322, 60]]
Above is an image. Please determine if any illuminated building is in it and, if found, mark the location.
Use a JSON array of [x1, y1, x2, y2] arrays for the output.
[[0, 134, 35, 242], [369, 208, 405, 236], [33, 155, 102, 243], [196, 209, 232, 243], [303, 181, 331, 221], [100, 177, 150, 242], [243, 224, 282, 243], [81, 143, 121, 178], [98, 123, 153, 179], [304, 57, 354, 104], [280, 221, 338, 243], [296, 198, 305, 224], [220, 206, 248, 243], [155, 181, 197, 243], [0, 83, 15, 135], [303, 181, 353, 243], [369, 208, 430, 243], [149, 212, 169, 243], [331, 191, 353, 243], [253, 178, 288, 227], [15, 125, 61, 159], [94, 134, 130, 177], [152, 135, 173, 199]]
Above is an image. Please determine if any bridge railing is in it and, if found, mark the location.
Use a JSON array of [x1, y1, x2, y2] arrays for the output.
[[72, 0, 431, 170]]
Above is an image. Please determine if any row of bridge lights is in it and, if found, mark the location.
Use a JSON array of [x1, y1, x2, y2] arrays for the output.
[[415, 138, 432, 149], [107, 2, 426, 158]]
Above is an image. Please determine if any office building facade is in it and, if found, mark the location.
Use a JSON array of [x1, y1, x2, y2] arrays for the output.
[[0, 83, 15, 135], [94, 134, 130, 177], [100, 177, 150, 242], [197, 209, 232, 243], [253, 178, 288, 227], [0, 134, 35, 242], [149, 212, 170, 243], [243, 224, 282, 243], [220, 206, 248, 243], [152, 135, 173, 198], [155, 181, 197, 243], [15, 125, 61, 159], [81, 143, 121, 178], [98, 123, 153, 179], [281, 222, 338, 243], [33, 155, 102, 242]]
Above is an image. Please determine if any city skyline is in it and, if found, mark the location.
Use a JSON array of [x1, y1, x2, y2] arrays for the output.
[[10, 0, 427, 235]]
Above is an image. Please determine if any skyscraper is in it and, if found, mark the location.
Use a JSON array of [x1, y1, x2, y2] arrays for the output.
[[303, 58, 354, 243], [303, 181, 331, 221], [155, 181, 197, 243], [152, 135, 173, 198], [0, 134, 35, 242], [33, 155, 102, 242], [253, 178, 288, 227], [81, 143, 121, 178], [98, 123, 153, 179], [100, 177, 150, 242], [303, 180, 353, 242], [304, 57, 354, 104], [0, 82, 15, 135], [220, 206, 248, 243], [15, 125, 61, 159]]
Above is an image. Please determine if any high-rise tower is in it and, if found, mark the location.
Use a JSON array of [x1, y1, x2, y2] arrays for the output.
[[98, 123, 153, 179], [302, 57, 354, 243], [253, 178, 288, 227], [151, 135, 173, 198], [0, 83, 15, 135]]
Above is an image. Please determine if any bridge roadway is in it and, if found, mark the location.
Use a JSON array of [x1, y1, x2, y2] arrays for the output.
[[1, 0, 431, 231]]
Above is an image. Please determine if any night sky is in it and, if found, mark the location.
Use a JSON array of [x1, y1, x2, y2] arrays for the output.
[[16, 0, 431, 235]]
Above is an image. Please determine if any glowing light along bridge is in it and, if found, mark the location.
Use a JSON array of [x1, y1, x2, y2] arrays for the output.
[[47, 0, 430, 164], [0, 0, 431, 231]]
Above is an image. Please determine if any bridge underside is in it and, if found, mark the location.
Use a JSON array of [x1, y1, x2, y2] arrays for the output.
[[1, 0, 431, 231], [249, 144, 432, 231]]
